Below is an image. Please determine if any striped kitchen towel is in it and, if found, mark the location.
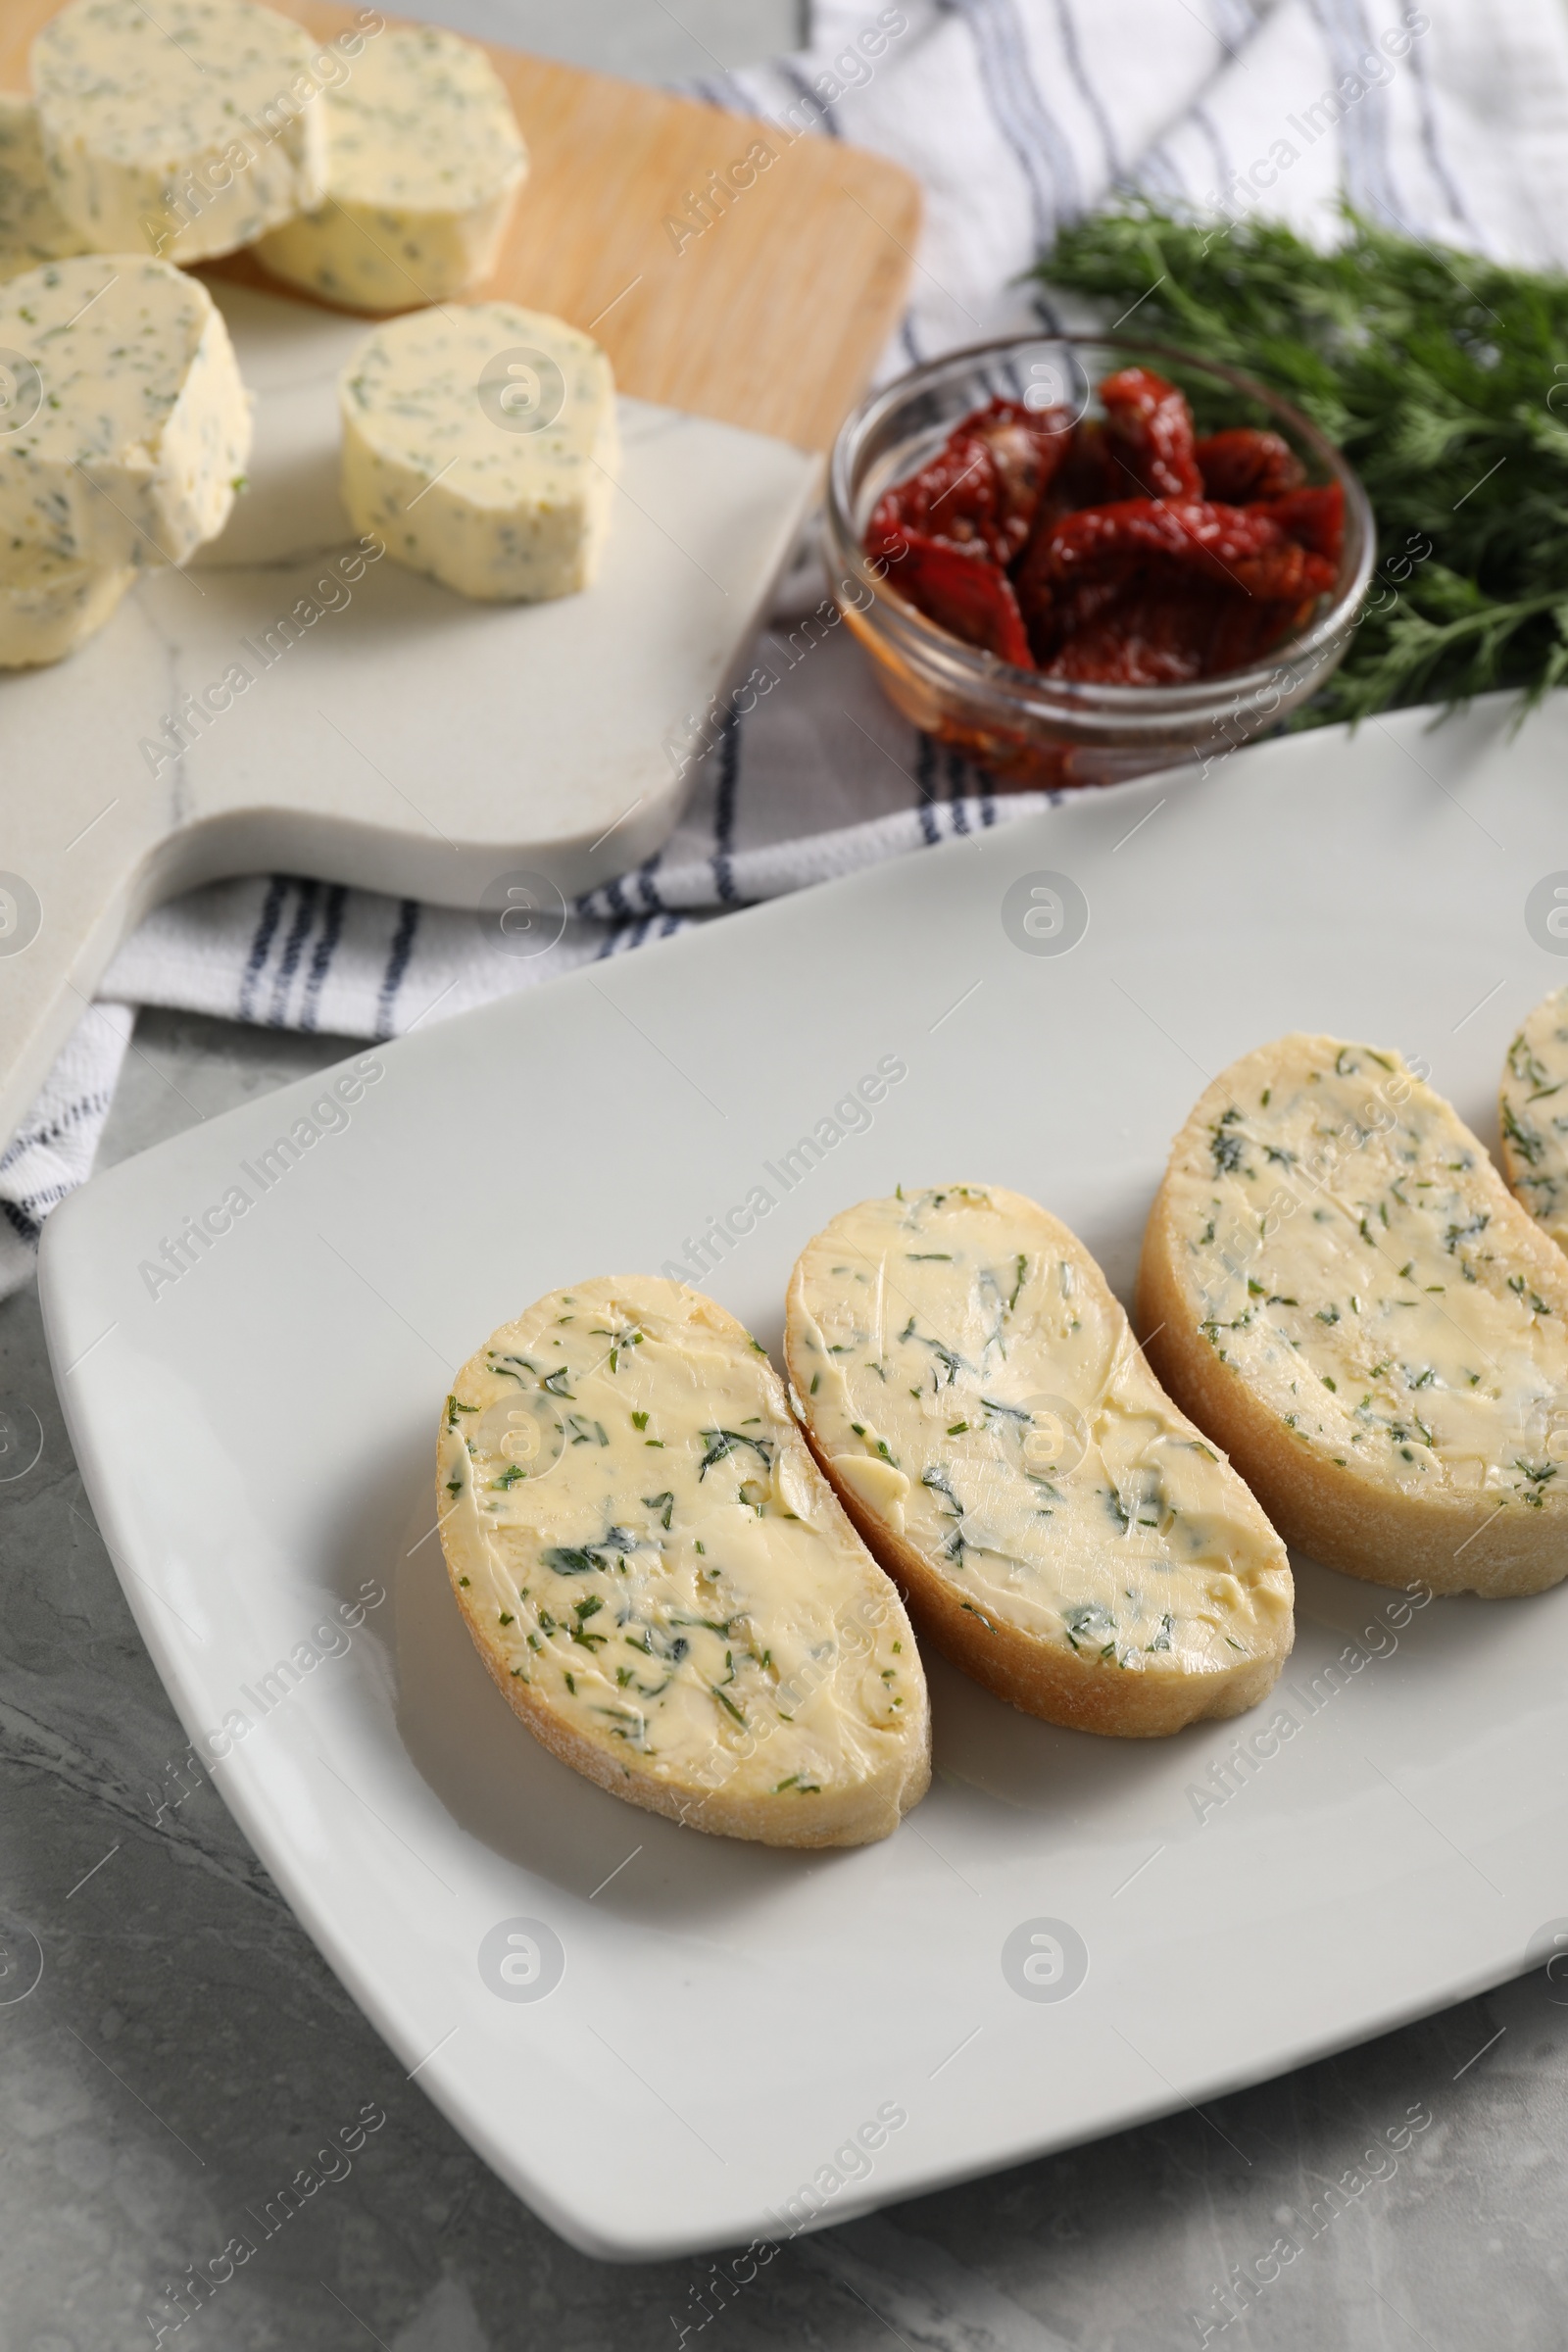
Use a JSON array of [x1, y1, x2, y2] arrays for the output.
[[7, 0, 1568, 1293]]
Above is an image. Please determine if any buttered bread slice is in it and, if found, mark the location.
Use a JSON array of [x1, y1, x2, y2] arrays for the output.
[[1140, 1034, 1568, 1596], [784, 1187, 1294, 1739], [437, 1278, 929, 1847], [1499, 986, 1568, 1254]]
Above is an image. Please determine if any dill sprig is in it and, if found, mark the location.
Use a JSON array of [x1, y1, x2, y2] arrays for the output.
[[1038, 202, 1568, 726]]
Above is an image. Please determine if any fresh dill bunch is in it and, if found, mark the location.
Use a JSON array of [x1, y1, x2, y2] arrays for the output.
[[1038, 201, 1568, 727]]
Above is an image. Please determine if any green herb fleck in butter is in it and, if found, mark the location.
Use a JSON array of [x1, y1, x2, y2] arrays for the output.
[[1500, 987, 1568, 1255], [0, 94, 91, 283], [339, 301, 615, 602], [790, 1186, 1293, 1678], [1165, 1037, 1568, 1509], [32, 0, 327, 264], [255, 25, 526, 312], [0, 255, 252, 571], [438, 1278, 926, 1814]]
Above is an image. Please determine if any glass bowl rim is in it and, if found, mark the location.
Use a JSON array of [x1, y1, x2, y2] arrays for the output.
[[824, 329, 1377, 712]]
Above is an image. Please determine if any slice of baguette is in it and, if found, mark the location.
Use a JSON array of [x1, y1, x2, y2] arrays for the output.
[[1499, 985, 1568, 1253], [783, 1186, 1294, 1739], [437, 1276, 929, 1847], [1139, 1034, 1568, 1597]]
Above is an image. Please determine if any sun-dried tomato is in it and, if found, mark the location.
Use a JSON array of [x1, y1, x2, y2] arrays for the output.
[[1098, 367, 1203, 501], [1045, 583, 1213, 685], [866, 430, 999, 564], [861, 367, 1341, 692], [1015, 563, 1137, 670], [1203, 591, 1317, 675], [1042, 499, 1336, 601], [1195, 427, 1304, 503], [1259, 481, 1344, 564], [1047, 418, 1123, 513], [1047, 578, 1318, 685], [867, 398, 1072, 568], [966, 399, 1073, 559], [889, 530, 1032, 667]]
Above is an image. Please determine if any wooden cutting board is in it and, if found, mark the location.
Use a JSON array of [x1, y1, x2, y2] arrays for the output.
[[0, 5, 919, 1146], [1, 0, 920, 453]]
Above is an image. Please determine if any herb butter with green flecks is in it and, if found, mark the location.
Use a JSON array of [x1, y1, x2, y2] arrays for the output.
[[1499, 987, 1568, 1256], [0, 544, 135, 668], [1140, 1034, 1568, 1597], [340, 302, 615, 602], [255, 25, 526, 312], [0, 256, 251, 572], [437, 1277, 929, 1846], [784, 1186, 1293, 1739], [32, 0, 328, 265], [0, 96, 92, 284]]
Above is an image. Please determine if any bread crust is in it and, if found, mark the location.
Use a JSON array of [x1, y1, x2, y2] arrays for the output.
[[1138, 1040, 1568, 1599], [784, 1188, 1294, 1740], [440, 1277, 930, 1848], [1498, 985, 1568, 1254]]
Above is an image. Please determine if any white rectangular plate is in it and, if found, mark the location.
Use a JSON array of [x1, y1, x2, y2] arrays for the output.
[[40, 691, 1568, 2261]]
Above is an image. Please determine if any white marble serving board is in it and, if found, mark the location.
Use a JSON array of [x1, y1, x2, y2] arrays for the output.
[[0, 281, 819, 1141]]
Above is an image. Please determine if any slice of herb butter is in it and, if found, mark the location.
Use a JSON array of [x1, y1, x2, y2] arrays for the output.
[[339, 302, 615, 602], [438, 1277, 930, 1846], [785, 1186, 1293, 1738], [32, 0, 327, 264], [254, 25, 526, 312], [0, 94, 92, 283], [0, 256, 252, 573], [1500, 987, 1568, 1254], [1140, 1033, 1568, 1596], [0, 545, 135, 668]]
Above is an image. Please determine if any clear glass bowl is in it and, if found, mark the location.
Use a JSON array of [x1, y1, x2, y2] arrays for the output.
[[824, 332, 1375, 793]]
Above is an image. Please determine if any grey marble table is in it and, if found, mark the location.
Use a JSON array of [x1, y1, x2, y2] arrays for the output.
[[5, 5, 1568, 2344]]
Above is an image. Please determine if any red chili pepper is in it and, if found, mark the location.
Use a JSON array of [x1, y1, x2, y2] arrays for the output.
[[1195, 428, 1304, 503], [889, 529, 1032, 667], [1098, 367, 1203, 501]]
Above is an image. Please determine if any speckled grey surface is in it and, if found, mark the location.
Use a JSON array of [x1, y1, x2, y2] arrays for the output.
[[3, 1007, 1567, 2352], [6, 3, 1568, 2340]]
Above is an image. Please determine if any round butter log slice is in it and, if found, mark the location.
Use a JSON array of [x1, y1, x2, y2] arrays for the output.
[[0, 256, 251, 572], [1139, 1034, 1568, 1598], [0, 546, 135, 667], [784, 1187, 1294, 1739], [340, 303, 615, 602], [254, 26, 526, 312], [31, 0, 326, 265], [437, 1278, 930, 1847], [1499, 987, 1568, 1254], [0, 95, 93, 283]]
